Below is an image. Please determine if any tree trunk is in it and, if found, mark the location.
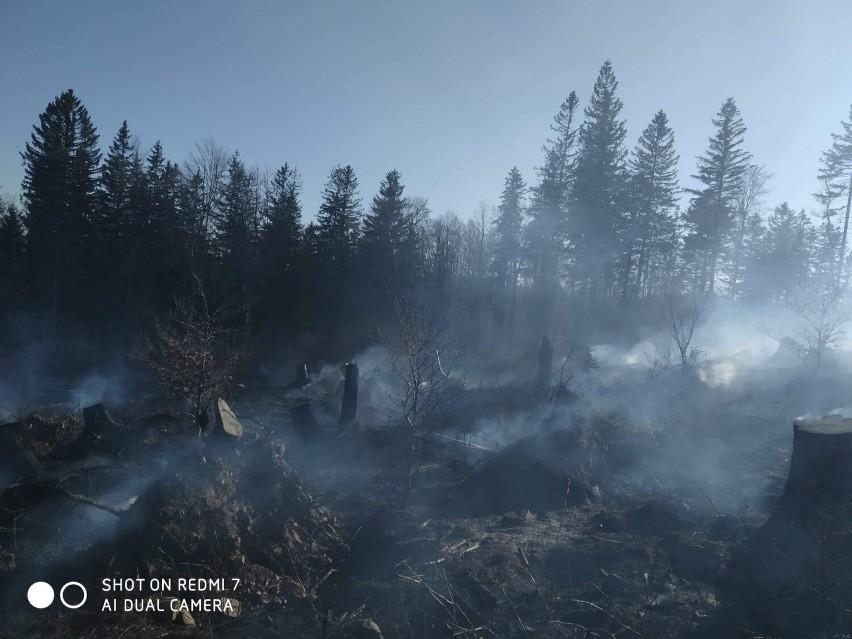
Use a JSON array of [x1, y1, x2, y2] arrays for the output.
[[783, 417, 852, 502], [339, 362, 359, 425], [738, 417, 852, 634], [837, 170, 852, 285], [536, 336, 553, 391]]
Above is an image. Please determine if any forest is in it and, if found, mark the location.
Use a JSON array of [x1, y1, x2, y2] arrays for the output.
[[1, 60, 850, 380], [2, 59, 852, 638]]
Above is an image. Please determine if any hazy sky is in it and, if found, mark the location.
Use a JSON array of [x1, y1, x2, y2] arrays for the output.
[[1, 0, 851, 221]]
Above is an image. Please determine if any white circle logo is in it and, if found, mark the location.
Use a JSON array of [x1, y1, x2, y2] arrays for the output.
[[60, 582, 87, 609], [27, 582, 55, 609]]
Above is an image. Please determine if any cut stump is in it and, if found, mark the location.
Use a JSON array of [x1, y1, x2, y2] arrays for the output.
[[339, 362, 359, 425]]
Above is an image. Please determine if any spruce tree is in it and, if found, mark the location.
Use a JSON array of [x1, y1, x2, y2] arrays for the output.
[[258, 163, 303, 335], [0, 201, 26, 322], [21, 89, 101, 323], [216, 152, 260, 332], [526, 92, 579, 290], [623, 110, 679, 298], [314, 165, 362, 339], [316, 164, 362, 275], [95, 121, 136, 332], [525, 92, 580, 334], [360, 169, 410, 315], [683, 98, 751, 294], [746, 203, 813, 300], [573, 61, 628, 298], [491, 167, 526, 289]]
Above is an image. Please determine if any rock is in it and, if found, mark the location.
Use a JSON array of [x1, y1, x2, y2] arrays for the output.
[[212, 398, 244, 438]]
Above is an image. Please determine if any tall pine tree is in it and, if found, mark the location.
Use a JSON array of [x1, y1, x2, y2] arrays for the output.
[[21, 89, 101, 326], [359, 169, 411, 318], [683, 98, 751, 294], [313, 165, 362, 344], [623, 110, 679, 298], [257, 163, 303, 336], [525, 92, 580, 332], [572, 61, 628, 299]]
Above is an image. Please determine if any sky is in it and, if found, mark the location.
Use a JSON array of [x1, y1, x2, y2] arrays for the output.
[[1, 0, 851, 221]]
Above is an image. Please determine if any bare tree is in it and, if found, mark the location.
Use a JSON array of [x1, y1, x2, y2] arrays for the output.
[[727, 165, 772, 298], [143, 275, 238, 435], [183, 138, 231, 247], [649, 292, 708, 375], [388, 297, 462, 488], [774, 283, 850, 376]]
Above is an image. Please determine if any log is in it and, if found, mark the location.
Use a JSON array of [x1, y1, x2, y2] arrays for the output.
[[339, 362, 359, 425], [535, 336, 553, 390]]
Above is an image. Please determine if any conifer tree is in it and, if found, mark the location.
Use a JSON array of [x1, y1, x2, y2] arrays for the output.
[[573, 61, 628, 298], [526, 92, 579, 293], [491, 167, 526, 290], [21, 89, 101, 323], [623, 110, 679, 298], [314, 165, 362, 339], [745, 203, 813, 300], [257, 163, 303, 335], [683, 98, 751, 294], [816, 104, 852, 283], [216, 152, 260, 332], [360, 169, 411, 315], [0, 201, 26, 322]]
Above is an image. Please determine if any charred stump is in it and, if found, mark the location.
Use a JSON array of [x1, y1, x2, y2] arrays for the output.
[[82, 402, 121, 436], [736, 417, 852, 635], [295, 363, 309, 387], [339, 362, 359, 426], [535, 336, 553, 391]]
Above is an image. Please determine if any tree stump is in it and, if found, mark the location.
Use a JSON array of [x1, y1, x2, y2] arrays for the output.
[[294, 363, 308, 388], [783, 417, 852, 502], [535, 336, 553, 390], [736, 417, 852, 635], [339, 363, 359, 426]]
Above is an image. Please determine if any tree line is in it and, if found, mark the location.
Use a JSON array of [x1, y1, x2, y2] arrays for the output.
[[1, 61, 851, 368]]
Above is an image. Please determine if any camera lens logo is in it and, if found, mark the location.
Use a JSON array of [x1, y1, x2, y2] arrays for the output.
[[27, 582, 87, 609]]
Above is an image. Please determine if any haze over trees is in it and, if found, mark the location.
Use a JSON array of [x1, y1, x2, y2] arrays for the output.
[[1, 64, 851, 375]]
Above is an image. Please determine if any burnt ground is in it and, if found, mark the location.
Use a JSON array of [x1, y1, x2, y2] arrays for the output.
[[0, 370, 841, 638]]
